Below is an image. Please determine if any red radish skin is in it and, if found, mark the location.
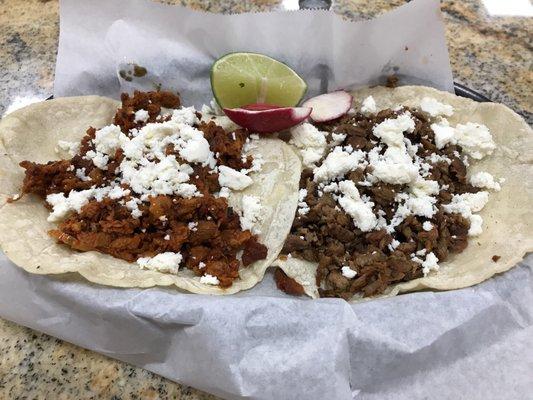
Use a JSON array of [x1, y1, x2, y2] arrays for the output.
[[302, 90, 353, 122], [223, 105, 312, 134], [242, 104, 283, 111]]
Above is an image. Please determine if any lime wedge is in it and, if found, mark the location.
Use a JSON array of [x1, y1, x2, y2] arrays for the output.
[[210, 52, 307, 109]]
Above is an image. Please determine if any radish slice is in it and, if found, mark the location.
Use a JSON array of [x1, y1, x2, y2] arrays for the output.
[[242, 103, 283, 111], [224, 105, 312, 134], [302, 90, 353, 122]]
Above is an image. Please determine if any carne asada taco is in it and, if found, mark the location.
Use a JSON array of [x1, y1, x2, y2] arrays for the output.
[[0, 91, 301, 294], [274, 85, 532, 301]]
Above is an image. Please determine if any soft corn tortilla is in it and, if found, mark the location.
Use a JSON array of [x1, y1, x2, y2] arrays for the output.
[[275, 85, 533, 300], [0, 96, 301, 295]]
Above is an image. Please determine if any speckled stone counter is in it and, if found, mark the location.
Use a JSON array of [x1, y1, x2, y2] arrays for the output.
[[0, 0, 531, 398]]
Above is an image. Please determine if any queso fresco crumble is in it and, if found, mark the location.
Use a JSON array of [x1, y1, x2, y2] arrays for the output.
[[281, 95, 501, 299]]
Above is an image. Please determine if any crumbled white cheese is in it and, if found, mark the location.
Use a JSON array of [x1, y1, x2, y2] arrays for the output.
[[45, 193, 71, 222], [443, 191, 489, 236], [289, 123, 328, 168], [125, 198, 143, 218], [210, 99, 224, 116], [372, 113, 415, 147], [421, 252, 439, 275], [420, 97, 453, 117], [313, 148, 365, 183], [239, 195, 263, 234], [405, 195, 437, 218], [416, 157, 432, 178], [188, 221, 198, 231], [134, 109, 150, 123], [337, 180, 377, 232], [404, 138, 420, 157], [217, 187, 231, 198], [385, 203, 410, 234], [246, 154, 264, 174], [56, 140, 80, 156], [360, 96, 377, 114], [75, 168, 91, 182], [427, 153, 451, 165], [137, 252, 182, 274], [409, 177, 440, 197], [321, 182, 339, 194], [469, 171, 501, 191], [108, 186, 130, 200], [198, 262, 206, 269], [422, 221, 433, 231], [369, 146, 419, 184], [171, 107, 199, 126], [120, 155, 200, 198], [416, 248, 427, 256], [388, 239, 400, 252], [431, 120, 456, 149], [94, 125, 128, 155], [46, 187, 111, 222], [200, 274, 220, 285], [85, 150, 110, 170], [200, 104, 215, 117], [330, 133, 347, 146], [179, 134, 214, 166], [468, 214, 484, 236], [107, 106, 231, 201], [386, 181, 438, 231], [444, 191, 489, 216], [341, 266, 357, 279], [177, 124, 217, 167], [218, 165, 253, 190], [297, 148, 322, 168], [297, 189, 310, 216], [454, 122, 496, 159], [411, 255, 423, 264], [211, 116, 240, 132]]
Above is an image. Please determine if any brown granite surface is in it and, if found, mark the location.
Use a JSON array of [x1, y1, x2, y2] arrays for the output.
[[0, 0, 531, 398]]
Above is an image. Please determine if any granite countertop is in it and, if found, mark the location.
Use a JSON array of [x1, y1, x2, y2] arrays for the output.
[[0, 0, 531, 398]]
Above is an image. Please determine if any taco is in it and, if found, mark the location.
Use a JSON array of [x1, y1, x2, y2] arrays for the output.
[[274, 85, 532, 301], [0, 91, 301, 295]]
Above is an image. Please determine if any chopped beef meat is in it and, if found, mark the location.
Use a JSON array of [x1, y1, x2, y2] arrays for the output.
[[114, 91, 181, 133], [274, 268, 305, 296], [282, 234, 310, 253], [242, 238, 268, 267], [279, 105, 483, 300], [386, 75, 399, 88], [19, 91, 267, 288]]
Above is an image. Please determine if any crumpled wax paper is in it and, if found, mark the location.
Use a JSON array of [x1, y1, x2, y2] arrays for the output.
[[0, 0, 531, 398], [0, 258, 531, 399]]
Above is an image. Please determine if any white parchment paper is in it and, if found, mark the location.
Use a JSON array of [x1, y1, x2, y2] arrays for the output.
[[0, 257, 531, 399], [0, 0, 531, 399], [54, 0, 454, 105]]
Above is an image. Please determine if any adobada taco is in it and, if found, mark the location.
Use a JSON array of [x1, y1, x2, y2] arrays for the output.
[[274, 85, 532, 301], [0, 91, 301, 295]]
